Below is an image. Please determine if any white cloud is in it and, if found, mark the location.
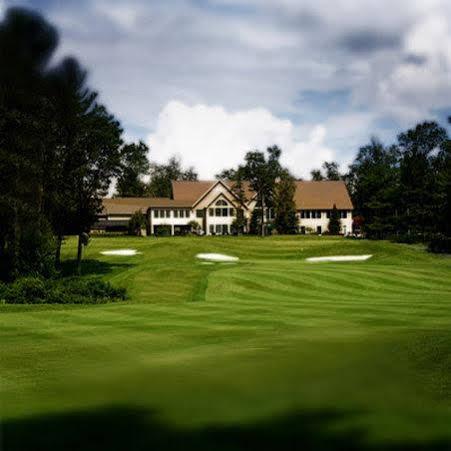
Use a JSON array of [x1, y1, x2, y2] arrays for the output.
[[28, 0, 451, 160], [147, 101, 335, 179]]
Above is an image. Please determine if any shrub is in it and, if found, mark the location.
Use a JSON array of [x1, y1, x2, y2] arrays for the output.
[[428, 235, 451, 254], [155, 225, 172, 237], [5, 277, 48, 304], [1, 277, 127, 304], [327, 204, 341, 235], [187, 220, 201, 235], [128, 211, 146, 236], [393, 233, 419, 244]]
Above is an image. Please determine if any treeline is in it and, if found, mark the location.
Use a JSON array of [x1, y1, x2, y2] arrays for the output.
[[310, 121, 451, 243], [0, 8, 137, 281]]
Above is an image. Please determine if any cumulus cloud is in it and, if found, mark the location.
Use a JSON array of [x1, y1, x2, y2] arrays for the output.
[[147, 101, 334, 179], [5, 0, 451, 169]]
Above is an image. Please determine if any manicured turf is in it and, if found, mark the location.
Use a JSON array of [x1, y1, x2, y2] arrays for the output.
[[1, 236, 451, 450]]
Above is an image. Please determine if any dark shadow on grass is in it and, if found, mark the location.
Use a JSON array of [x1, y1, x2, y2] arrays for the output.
[[60, 259, 134, 277], [2, 406, 451, 451]]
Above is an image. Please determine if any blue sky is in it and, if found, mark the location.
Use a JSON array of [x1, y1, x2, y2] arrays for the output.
[[2, 0, 451, 177]]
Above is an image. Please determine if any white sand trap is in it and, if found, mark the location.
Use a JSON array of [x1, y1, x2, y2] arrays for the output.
[[196, 253, 239, 263], [306, 255, 373, 263], [101, 249, 140, 256]]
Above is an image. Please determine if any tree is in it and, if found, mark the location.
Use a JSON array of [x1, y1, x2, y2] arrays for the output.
[[347, 138, 400, 239], [187, 220, 201, 235], [0, 8, 59, 280], [215, 168, 237, 180], [249, 208, 262, 235], [310, 161, 342, 181], [116, 141, 150, 197], [310, 169, 324, 181], [328, 204, 341, 235], [128, 211, 146, 236], [240, 146, 282, 236], [46, 57, 123, 274], [222, 167, 248, 233], [147, 156, 197, 198], [322, 161, 341, 181], [274, 170, 298, 234], [397, 121, 448, 240], [435, 123, 451, 236]]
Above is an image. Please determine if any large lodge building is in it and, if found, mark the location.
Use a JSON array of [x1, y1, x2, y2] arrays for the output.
[[99, 180, 354, 236]]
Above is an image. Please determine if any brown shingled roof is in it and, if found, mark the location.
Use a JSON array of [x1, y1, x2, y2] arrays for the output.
[[102, 180, 353, 216], [172, 181, 215, 203], [102, 197, 191, 215], [294, 181, 353, 210], [172, 180, 255, 204]]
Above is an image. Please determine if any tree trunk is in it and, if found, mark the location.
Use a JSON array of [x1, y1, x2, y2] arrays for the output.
[[260, 193, 265, 237], [76, 234, 83, 275], [55, 235, 63, 269]]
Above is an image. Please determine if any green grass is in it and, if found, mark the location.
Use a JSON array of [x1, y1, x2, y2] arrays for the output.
[[1, 235, 451, 450]]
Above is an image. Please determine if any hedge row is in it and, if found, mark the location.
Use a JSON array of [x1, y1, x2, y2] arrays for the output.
[[0, 277, 127, 304]]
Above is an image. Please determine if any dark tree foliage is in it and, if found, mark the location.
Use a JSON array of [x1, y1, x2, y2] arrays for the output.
[[249, 208, 262, 235], [274, 170, 298, 234], [240, 146, 282, 236], [128, 211, 146, 236], [327, 204, 341, 235], [349, 122, 449, 244], [222, 167, 248, 233], [347, 138, 400, 239], [310, 169, 324, 181], [146, 156, 197, 198], [215, 168, 237, 180], [46, 57, 123, 274], [116, 141, 150, 197], [397, 121, 448, 240], [0, 8, 58, 280], [310, 161, 342, 181], [0, 7, 124, 279], [435, 135, 451, 237]]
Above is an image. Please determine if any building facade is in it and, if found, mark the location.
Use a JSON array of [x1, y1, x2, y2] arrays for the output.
[[99, 180, 354, 236]]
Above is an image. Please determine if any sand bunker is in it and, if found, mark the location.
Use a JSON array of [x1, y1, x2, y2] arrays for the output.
[[306, 255, 373, 263], [196, 253, 239, 263], [101, 249, 140, 256]]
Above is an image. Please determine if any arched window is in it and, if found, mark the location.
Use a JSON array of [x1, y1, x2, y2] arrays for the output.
[[215, 199, 228, 206]]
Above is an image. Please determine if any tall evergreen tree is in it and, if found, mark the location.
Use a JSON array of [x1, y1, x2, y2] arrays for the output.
[[328, 204, 341, 235], [348, 138, 400, 239], [0, 8, 58, 280], [397, 121, 448, 240], [116, 141, 150, 197], [240, 146, 282, 236], [274, 170, 298, 234], [46, 57, 123, 273]]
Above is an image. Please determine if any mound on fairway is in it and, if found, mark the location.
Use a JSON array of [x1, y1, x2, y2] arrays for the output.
[[306, 254, 373, 262], [100, 249, 140, 256], [196, 253, 239, 262]]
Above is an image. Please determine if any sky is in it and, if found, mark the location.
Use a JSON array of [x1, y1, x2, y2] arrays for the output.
[[2, 0, 451, 178]]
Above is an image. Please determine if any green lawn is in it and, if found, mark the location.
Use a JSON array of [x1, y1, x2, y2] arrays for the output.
[[1, 236, 451, 450]]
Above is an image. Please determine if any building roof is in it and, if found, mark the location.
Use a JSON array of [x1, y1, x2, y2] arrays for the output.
[[294, 181, 353, 210], [172, 180, 255, 204], [101, 197, 191, 215], [172, 181, 216, 203], [102, 180, 353, 216]]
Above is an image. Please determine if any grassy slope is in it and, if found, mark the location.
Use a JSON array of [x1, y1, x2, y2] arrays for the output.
[[1, 236, 451, 450]]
